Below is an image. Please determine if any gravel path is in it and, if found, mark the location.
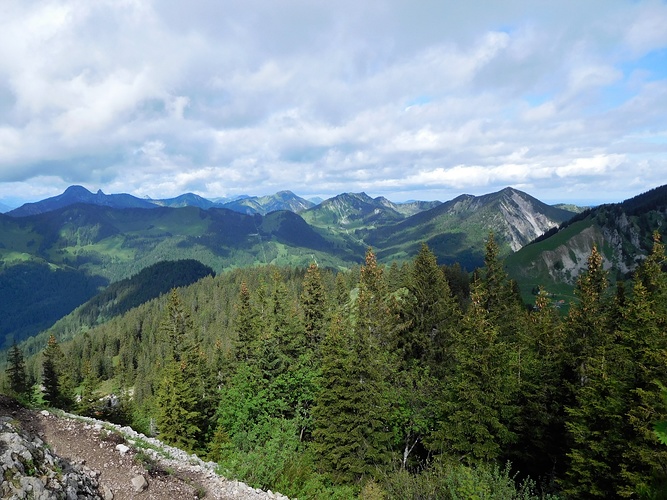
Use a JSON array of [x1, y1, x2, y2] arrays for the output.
[[1, 396, 289, 500]]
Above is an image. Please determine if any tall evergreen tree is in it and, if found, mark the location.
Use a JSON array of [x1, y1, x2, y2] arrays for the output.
[[160, 288, 195, 363], [301, 263, 327, 350], [313, 250, 394, 482], [510, 286, 567, 481], [77, 360, 99, 417], [155, 289, 203, 452], [155, 360, 202, 452], [6, 341, 30, 400], [617, 234, 667, 496], [235, 280, 259, 363], [392, 244, 460, 468], [313, 312, 391, 483], [563, 245, 627, 497], [42, 334, 64, 407], [402, 242, 459, 369], [356, 247, 396, 351], [432, 281, 518, 464]]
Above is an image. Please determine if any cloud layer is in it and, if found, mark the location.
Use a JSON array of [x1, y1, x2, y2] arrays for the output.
[[0, 0, 666, 205]]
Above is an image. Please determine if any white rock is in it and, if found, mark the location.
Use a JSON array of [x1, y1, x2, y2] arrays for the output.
[[115, 444, 130, 456]]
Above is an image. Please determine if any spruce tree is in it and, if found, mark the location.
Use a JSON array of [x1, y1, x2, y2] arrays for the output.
[[617, 234, 667, 496], [155, 360, 202, 452], [432, 280, 518, 464], [42, 334, 63, 407], [563, 245, 626, 497], [392, 243, 460, 468], [402, 242, 459, 369], [78, 360, 99, 417], [161, 288, 195, 363], [235, 280, 259, 363], [301, 263, 326, 350], [155, 289, 203, 452], [313, 313, 391, 482], [477, 232, 527, 339], [511, 286, 567, 481], [6, 341, 30, 400], [356, 247, 396, 351], [313, 250, 394, 482]]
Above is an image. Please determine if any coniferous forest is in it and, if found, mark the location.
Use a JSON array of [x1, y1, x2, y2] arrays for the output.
[[4, 233, 667, 499]]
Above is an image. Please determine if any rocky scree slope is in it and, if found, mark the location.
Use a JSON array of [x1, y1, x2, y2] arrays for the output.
[[0, 395, 289, 499]]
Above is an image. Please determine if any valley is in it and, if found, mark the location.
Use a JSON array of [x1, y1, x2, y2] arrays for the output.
[[1, 183, 667, 499]]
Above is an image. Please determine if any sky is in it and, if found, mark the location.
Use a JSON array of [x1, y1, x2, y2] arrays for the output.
[[0, 1, 666, 208]]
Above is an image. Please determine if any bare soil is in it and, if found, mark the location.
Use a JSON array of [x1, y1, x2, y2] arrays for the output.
[[1, 395, 283, 499]]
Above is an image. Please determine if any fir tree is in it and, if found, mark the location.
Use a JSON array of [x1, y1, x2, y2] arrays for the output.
[[155, 360, 202, 452], [313, 251, 394, 483], [432, 280, 518, 464], [563, 245, 626, 497], [402, 242, 459, 369], [6, 341, 30, 400], [42, 334, 71, 408], [301, 263, 327, 350], [155, 289, 204, 452], [617, 234, 667, 496], [511, 286, 567, 481], [312, 313, 391, 483], [392, 244, 459, 468], [356, 247, 396, 351], [235, 280, 259, 363], [160, 288, 194, 363], [78, 360, 99, 417]]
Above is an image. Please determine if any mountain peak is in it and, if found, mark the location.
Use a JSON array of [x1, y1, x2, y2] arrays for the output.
[[63, 185, 93, 196], [7, 186, 156, 217]]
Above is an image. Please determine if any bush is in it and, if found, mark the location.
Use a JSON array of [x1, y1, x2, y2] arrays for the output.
[[381, 460, 557, 500]]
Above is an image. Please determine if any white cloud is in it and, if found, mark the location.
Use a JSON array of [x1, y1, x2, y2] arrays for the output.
[[0, 0, 665, 205]]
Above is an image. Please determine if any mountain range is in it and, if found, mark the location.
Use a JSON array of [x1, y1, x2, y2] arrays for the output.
[[1, 183, 666, 347], [6, 186, 318, 217]]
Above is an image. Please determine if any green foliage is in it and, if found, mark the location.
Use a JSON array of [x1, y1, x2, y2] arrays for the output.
[[10, 220, 667, 498], [301, 263, 327, 349], [432, 280, 518, 464], [381, 460, 556, 500], [155, 360, 202, 453], [153, 289, 211, 453], [0, 262, 103, 347], [5, 342, 31, 401], [313, 311, 392, 483], [41, 334, 74, 409]]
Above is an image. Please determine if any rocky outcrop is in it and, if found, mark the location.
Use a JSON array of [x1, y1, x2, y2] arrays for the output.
[[1, 415, 102, 499], [1, 394, 290, 500]]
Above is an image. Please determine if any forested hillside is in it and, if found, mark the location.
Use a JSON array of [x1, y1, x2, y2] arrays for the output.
[[0, 185, 577, 347], [4, 233, 667, 498]]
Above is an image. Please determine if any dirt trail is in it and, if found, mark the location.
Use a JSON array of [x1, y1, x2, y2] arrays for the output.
[[1, 396, 287, 499]]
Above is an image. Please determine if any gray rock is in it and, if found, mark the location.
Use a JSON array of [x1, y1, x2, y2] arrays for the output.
[[131, 474, 149, 492], [102, 484, 114, 500]]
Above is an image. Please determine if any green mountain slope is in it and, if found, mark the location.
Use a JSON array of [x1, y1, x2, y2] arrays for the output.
[[301, 192, 407, 231], [0, 205, 355, 347], [15, 259, 214, 356], [366, 187, 574, 269], [506, 184, 667, 302]]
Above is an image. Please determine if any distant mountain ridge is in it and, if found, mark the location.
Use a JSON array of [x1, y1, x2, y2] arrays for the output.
[[221, 190, 315, 215], [1, 182, 666, 353], [7, 186, 439, 218], [8, 186, 156, 216], [365, 187, 575, 268]]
